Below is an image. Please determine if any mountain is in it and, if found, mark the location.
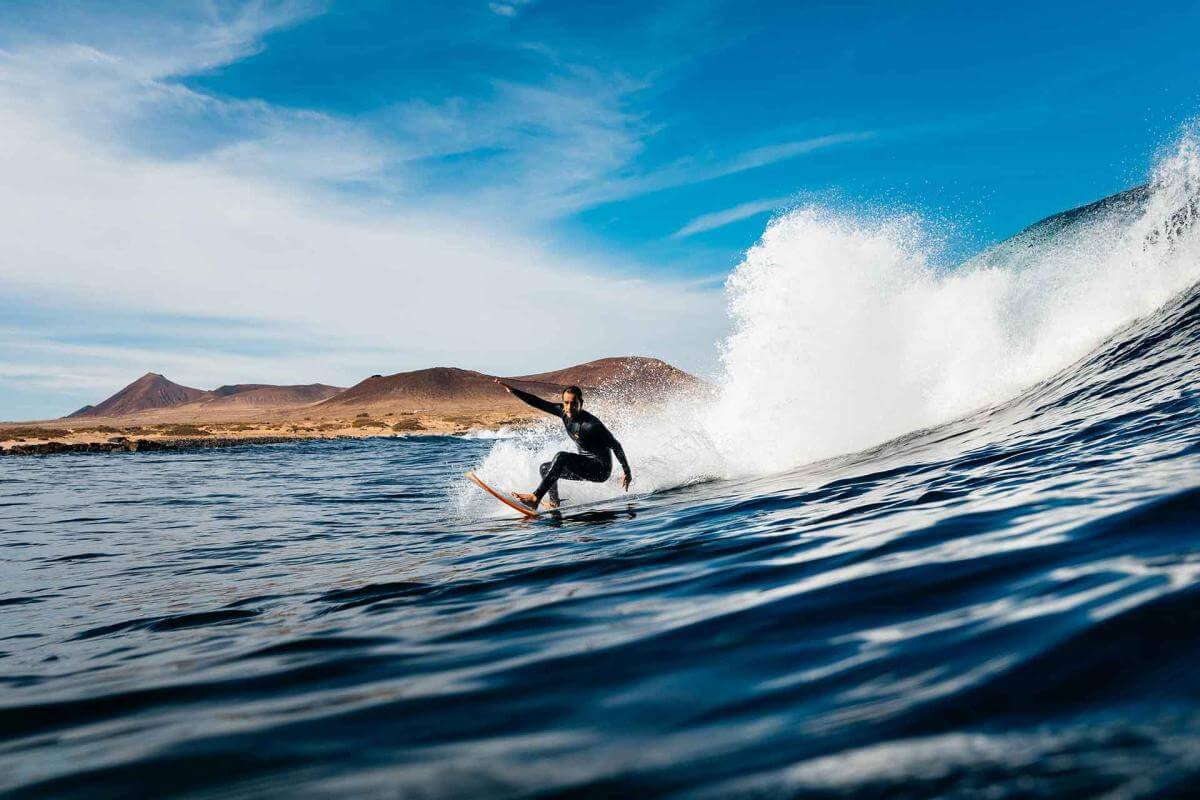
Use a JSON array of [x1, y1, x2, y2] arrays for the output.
[[201, 384, 344, 409], [312, 357, 702, 415], [56, 357, 700, 424], [512, 356, 703, 395], [69, 373, 207, 418], [65, 375, 344, 421], [314, 368, 505, 412]]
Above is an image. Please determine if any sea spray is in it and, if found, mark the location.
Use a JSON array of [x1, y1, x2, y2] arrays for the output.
[[463, 129, 1200, 515]]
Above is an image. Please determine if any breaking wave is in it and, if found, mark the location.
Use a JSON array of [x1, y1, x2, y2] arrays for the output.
[[464, 128, 1200, 510]]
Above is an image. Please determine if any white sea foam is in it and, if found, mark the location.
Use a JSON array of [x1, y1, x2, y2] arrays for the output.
[[460, 130, 1200, 514], [458, 427, 519, 440]]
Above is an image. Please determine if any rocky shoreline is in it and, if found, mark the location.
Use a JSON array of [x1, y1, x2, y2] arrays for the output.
[[0, 409, 532, 457], [3, 435, 299, 456]]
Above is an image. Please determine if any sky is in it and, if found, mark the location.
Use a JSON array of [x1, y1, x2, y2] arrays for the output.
[[1, 0, 1199, 419]]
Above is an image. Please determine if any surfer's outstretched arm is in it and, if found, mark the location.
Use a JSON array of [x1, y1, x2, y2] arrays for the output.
[[602, 424, 633, 490], [497, 381, 562, 416]]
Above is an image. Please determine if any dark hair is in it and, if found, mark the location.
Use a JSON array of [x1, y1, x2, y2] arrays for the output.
[[562, 385, 583, 405]]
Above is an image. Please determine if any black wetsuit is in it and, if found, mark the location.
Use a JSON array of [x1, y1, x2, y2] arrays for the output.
[[508, 386, 631, 506]]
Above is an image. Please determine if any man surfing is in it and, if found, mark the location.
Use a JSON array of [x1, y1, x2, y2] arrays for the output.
[[496, 379, 632, 511]]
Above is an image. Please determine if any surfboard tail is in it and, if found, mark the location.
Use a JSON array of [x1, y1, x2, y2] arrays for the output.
[[465, 471, 540, 518]]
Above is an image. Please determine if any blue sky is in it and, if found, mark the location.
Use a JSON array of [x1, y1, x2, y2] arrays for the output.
[[1, 0, 1198, 419]]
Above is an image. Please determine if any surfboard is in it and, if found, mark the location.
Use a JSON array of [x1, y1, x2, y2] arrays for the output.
[[465, 471, 540, 518]]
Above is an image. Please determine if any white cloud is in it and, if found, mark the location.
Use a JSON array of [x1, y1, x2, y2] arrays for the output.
[[0, 0, 325, 79], [376, 72, 872, 220], [722, 133, 874, 174], [672, 197, 792, 238], [380, 69, 653, 220], [0, 331, 304, 396], [552, 131, 874, 213], [488, 0, 534, 18], [0, 6, 729, 418]]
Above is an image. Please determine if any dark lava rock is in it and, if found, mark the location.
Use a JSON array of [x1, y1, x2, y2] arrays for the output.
[[3, 436, 294, 457]]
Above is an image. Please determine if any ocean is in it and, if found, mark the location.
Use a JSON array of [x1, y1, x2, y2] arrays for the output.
[[4, 135, 1200, 798]]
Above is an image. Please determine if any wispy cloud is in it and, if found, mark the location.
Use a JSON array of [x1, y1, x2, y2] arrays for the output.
[[551, 130, 874, 213], [721, 132, 874, 176], [379, 68, 652, 219], [488, 0, 534, 18], [0, 1, 325, 80], [672, 196, 791, 238], [0, 330, 304, 396]]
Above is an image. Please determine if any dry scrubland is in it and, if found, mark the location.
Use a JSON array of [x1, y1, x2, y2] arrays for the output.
[[0, 412, 535, 453]]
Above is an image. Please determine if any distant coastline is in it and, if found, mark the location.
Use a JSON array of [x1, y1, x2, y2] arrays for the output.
[[1, 356, 701, 456], [0, 415, 533, 456]]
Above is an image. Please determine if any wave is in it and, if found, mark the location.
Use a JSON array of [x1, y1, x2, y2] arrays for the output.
[[463, 129, 1200, 513]]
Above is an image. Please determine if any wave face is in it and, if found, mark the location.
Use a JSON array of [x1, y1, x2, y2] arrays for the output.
[[4, 136, 1200, 798]]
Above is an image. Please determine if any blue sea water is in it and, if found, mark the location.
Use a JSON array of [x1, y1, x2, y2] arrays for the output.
[[6, 138, 1200, 798]]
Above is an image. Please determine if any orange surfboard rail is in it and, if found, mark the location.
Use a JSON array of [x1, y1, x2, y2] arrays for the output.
[[465, 471, 540, 518]]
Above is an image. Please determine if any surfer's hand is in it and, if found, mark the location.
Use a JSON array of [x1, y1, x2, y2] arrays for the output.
[[622, 474, 631, 491]]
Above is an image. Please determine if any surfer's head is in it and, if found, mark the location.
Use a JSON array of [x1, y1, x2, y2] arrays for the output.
[[562, 386, 583, 417]]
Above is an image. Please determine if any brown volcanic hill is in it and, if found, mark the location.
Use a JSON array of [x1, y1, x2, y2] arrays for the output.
[[313, 368, 506, 412], [52, 357, 698, 427], [64, 376, 345, 422], [201, 384, 344, 408], [69, 373, 206, 418], [313, 357, 701, 416], [513, 356, 704, 396]]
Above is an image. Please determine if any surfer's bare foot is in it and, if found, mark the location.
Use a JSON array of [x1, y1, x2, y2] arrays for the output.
[[511, 491, 539, 510]]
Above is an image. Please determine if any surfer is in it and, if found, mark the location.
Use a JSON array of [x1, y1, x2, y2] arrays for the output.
[[496, 380, 632, 510]]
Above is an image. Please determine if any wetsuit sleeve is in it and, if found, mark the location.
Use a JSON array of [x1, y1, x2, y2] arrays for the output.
[[604, 426, 631, 478], [506, 385, 563, 416]]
